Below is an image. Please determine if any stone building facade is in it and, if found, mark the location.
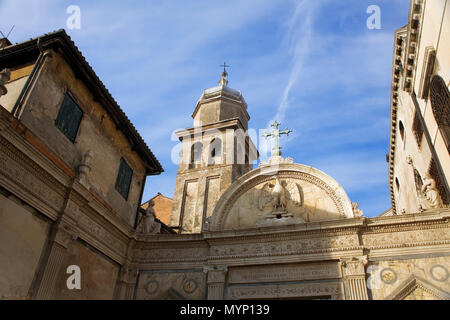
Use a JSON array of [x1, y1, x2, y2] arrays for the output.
[[388, 0, 450, 215], [0, 0, 449, 300], [0, 30, 163, 299]]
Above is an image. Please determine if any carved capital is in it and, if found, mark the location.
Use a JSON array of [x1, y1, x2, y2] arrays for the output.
[[205, 265, 228, 284], [341, 256, 368, 277], [120, 264, 139, 283], [52, 224, 78, 248]]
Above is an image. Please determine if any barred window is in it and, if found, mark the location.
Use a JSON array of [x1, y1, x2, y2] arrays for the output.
[[55, 93, 83, 143], [429, 75, 450, 153], [115, 158, 133, 200]]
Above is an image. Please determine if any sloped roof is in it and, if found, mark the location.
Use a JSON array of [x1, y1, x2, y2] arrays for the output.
[[0, 29, 163, 175]]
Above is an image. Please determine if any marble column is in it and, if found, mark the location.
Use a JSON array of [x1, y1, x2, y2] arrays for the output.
[[205, 266, 227, 300], [34, 224, 77, 300], [115, 265, 139, 300], [341, 256, 369, 300]]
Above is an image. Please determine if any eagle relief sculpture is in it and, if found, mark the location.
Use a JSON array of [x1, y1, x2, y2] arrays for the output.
[[253, 176, 308, 227]]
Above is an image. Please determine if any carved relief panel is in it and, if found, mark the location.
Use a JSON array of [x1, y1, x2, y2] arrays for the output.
[[135, 270, 206, 300]]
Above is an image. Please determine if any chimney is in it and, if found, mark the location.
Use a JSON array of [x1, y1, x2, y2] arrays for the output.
[[0, 38, 12, 49]]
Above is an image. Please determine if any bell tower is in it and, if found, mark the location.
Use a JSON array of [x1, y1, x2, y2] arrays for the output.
[[170, 69, 258, 233]]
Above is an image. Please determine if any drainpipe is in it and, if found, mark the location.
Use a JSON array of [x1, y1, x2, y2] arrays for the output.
[[11, 37, 49, 117], [411, 91, 450, 201], [133, 175, 147, 229]]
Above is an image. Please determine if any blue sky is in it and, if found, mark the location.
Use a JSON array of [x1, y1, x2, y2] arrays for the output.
[[0, 0, 410, 217]]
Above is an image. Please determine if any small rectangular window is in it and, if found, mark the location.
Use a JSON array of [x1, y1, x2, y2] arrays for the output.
[[115, 158, 133, 200], [55, 93, 83, 143]]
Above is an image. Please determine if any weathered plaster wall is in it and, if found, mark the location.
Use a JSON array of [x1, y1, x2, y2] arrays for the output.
[[18, 52, 146, 226], [0, 192, 50, 299], [52, 240, 120, 300]]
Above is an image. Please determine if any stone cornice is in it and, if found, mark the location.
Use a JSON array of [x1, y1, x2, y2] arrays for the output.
[[387, 0, 425, 214], [388, 27, 408, 215], [175, 118, 245, 139]]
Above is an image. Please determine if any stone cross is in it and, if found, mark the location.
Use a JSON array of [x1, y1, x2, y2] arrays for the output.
[[262, 121, 292, 156]]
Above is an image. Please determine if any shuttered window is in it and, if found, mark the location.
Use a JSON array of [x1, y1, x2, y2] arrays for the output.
[[115, 158, 133, 200], [55, 93, 83, 143]]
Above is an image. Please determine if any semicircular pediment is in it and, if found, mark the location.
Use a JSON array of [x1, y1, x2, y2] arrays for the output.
[[209, 162, 354, 231]]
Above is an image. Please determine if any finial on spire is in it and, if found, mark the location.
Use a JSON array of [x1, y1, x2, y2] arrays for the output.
[[219, 62, 230, 86]]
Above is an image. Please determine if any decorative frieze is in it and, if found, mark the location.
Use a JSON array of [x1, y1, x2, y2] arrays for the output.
[[363, 228, 450, 248], [76, 211, 128, 254], [228, 262, 341, 284], [210, 234, 359, 258], [134, 246, 209, 262], [0, 135, 66, 215], [228, 282, 343, 300]]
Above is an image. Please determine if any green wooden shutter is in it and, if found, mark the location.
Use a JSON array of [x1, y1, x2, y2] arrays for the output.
[[115, 158, 133, 199], [55, 94, 83, 143]]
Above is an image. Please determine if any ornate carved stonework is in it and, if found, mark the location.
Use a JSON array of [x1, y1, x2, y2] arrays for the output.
[[209, 163, 354, 231], [341, 256, 368, 277], [52, 223, 79, 248], [228, 282, 343, 300], [228, 262, 341, 284], [136, 270, 205, 300], [0, 135, 66, 216], [362, 227, 450, 248], [210, 234, 360, 258], [419, 174, 444, 209], [135, 245, 209, 262]]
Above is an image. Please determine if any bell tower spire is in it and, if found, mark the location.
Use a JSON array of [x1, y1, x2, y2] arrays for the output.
[[169, 65, 258, 234]]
